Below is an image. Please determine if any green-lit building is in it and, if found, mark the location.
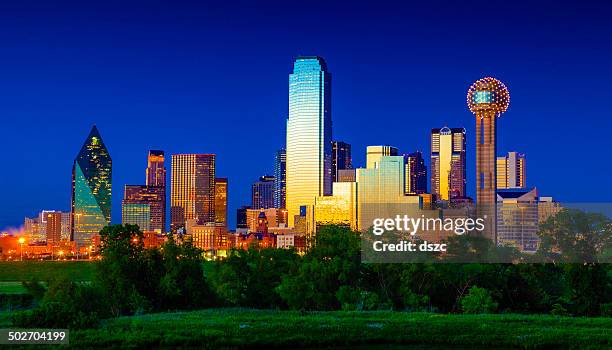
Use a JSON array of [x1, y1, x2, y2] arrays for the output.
[[71, 125, 112, 247]]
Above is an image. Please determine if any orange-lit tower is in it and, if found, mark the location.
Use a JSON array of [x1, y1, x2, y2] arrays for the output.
[[467, 77, 510, 242]]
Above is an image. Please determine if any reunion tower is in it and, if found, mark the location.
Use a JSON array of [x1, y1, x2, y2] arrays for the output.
[[467, 77, 510, 242]]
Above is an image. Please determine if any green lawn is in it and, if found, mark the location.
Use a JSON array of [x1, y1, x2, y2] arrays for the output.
[[67, 309, 611, 349], [0, 281, 27, 294], [0, 261, 95, 282]]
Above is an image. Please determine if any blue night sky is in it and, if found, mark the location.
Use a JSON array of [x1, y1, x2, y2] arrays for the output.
[[1, 0, 610, 230]]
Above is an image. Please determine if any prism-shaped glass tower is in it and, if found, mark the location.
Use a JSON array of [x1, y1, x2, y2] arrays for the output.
[[71, 125, 112, 247]]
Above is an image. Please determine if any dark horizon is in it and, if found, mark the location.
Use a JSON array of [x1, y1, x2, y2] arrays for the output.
[[1, 0, 611, 230]]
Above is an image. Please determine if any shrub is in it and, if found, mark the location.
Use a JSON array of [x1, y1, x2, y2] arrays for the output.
[[460, 286, 498, 314], [12, 276, 103, 329]]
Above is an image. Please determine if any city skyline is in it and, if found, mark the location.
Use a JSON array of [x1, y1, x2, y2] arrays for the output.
[[1, 1, 611, 231]]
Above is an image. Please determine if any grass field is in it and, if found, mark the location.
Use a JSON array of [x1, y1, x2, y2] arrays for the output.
[[66, 309, 612, 349], [0, 261, 95, 283], [0, 282, 27, 294]]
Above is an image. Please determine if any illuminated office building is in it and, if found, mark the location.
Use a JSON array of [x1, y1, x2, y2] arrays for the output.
[[122, 203, 151, 231], [496, 188, 538, 252], [404, 151, 427, 195], [170, 154, 215, 232], [332, 141, 352, 183], [538, 197, 562, 224], [274, 148, 287, 209], [24, 217, 41, 243], [71, 126, 112, 247], [146, 150, 166, 187], [121, 151, 166, 232], [286, 56, 332, 226], [26, 211, 69, 244], [60, 212, 71, 241], [122, 184, 165, 232], [356, 156, 421, 232], [215, 178, 228, 226], [430, 127, 466, 201], [313, 182, 358, 231], [366, 145, 398, 169], [337, 168, 356, 182], [252, 175, 275, 209], [497, 152, 526, 189], [45, 212, 62, 246], [236, 206, 250, 230], [146, 150, 166, 230], [185, 221, 229, 253], [467, 77, 510, 241]]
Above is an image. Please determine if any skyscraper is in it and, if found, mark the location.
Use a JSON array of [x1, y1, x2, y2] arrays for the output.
[[236, 205, 250, 230], [404, 151, 427, 195], [146, 150, 166, 230], [252, 175, 275, 209], [146, 150, 166, 187], [215, 178, 228, 226], [170, 154, 215, 232], [122, 185, 165, 232], [332, 141, 352, 183], [497, 152, 526, 189], [496, 188, 538, 252], [122, 202, 152, 231], [467, 77, 510, 241], [274, 148, 286, 209], [366, 145, 398, 169], [71, 126, 112, 247], [46, 212, 62, 246], [286, 56, 332, 226], [356, 155, 422, 232], [430, 127, 466, 201]]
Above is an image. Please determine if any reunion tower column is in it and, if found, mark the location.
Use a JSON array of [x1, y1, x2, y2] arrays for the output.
[[467, 77, 510, 243]]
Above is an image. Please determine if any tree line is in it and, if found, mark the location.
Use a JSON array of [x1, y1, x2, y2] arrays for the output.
[[12, 209, 612, 329]]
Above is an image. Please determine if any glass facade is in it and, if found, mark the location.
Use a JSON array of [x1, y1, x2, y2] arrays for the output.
[[122, 185, 165, 233], [273, 148, 286, 209], [215, 178, 228, 226], [497, 152, 526, 189], [332, 141, 352, 183], [122, 203, 151, 232], [71, 126, 112, 247], [286, 56, 332, 226], [496, 188, 539, 252], [366, 145, 398, 169], [404, 151, 427, 195], [170, 154, 216, 232], [356, 156, 421, 232], [430, 127, 466, 201], [252, 175, 275, 209], [314, 182, 357, 231], [473, 91, 494, 104]]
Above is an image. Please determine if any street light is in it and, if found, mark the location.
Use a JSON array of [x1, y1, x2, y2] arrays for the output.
[[18, 237, 25, 261]]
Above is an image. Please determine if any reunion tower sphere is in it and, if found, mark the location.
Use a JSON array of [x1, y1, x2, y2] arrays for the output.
[[467, 77, 510, 115]]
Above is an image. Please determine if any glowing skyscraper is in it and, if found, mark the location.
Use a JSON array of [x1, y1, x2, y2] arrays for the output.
[[215, 177, 228, 226], [430, 127, 466, 201], [497, 152, 526, 189], [366, 145, 398, 169], [467, 77, 510, 241], [332, 141, 352, 183], [170, 154, 215, 232], [146, 150, 166, 187], [404, 151, 427, 195], [252, 175, 275, 209], [274, 148, 286, 209], [71, 125, 112, 247], [286, 56, 332, 226]]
